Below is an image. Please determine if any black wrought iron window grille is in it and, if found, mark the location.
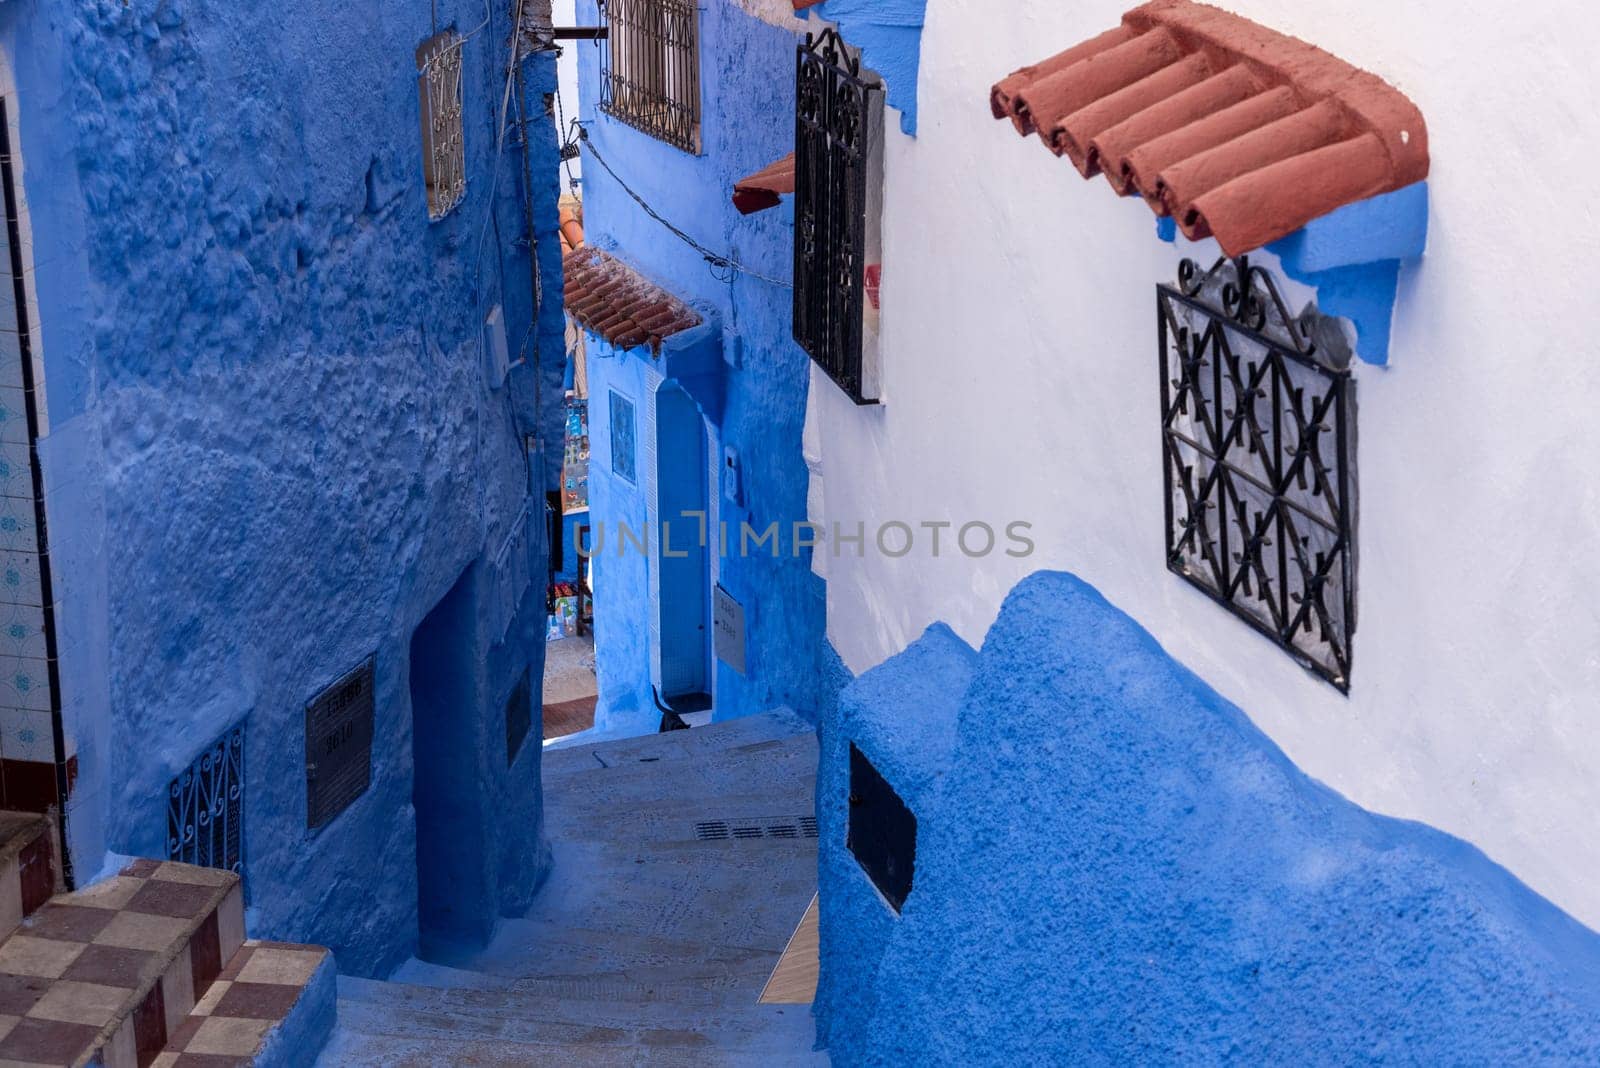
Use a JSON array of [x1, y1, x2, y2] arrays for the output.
[[793, 28, 881, 405], [1158, 256, 1357, 691], [167, 723, 245, 877], [598, 0, 702, 154]]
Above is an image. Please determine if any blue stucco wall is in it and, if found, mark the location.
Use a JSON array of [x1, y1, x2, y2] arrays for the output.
[[817, 570, 1600, 1064], [2, 0, 564, 975], [583, 340, 658, 736], [574, 0, 836, 730]]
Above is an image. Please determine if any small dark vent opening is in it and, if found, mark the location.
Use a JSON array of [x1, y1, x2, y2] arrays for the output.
[[848, 742, 916, 913]]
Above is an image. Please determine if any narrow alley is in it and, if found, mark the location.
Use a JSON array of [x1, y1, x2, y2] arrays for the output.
[[320, 711, 822, 1064], [4, 0, 1600, 1064]]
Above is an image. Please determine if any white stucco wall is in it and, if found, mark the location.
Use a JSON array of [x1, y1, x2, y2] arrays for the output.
[[806, 0, 1600, 930]]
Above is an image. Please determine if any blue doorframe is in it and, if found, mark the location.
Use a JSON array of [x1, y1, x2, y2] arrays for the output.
[[653, 383, 710, 699]]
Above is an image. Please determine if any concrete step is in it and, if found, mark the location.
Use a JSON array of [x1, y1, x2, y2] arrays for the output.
[[542, 709, 814, 780], [0, 811, 59, 942], [424, 917, 788, 983], [337, 974, 820, 1056], [544, 739, 819, 824], [319, 1025, 826, 1066]]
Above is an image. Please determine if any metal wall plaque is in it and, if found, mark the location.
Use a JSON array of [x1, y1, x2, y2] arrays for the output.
[[847, 742, 916, 912], [506, 668, 532, 767], [305, 658, 375, 830], [168, 723, 245, 876], [712, 585, 745, 674]]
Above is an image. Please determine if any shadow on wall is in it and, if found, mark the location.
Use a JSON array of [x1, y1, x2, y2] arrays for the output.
[[816, 571, 1600, 1064], [410, 564, 491, 956]]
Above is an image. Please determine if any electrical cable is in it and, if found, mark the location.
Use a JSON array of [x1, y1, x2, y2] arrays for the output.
[[572, 124, 793, 290]]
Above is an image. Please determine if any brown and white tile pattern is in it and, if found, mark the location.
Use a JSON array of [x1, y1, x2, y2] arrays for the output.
[[0, 858, 241, 1067], [153, 941, 330, 1067]]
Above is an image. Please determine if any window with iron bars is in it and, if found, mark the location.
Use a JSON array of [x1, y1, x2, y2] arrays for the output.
[[1158, 256, 1357, 691], [416, 29, 466, 220], [793, 28, 883, 405], [599, 0, 702, 154]]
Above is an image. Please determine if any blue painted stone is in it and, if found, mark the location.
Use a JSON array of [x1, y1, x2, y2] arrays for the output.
[[1267, 181, 1429, 366], [7, 0, 565, 979], [810, 0, 926, 135], [818, 571, 1600, 1064]]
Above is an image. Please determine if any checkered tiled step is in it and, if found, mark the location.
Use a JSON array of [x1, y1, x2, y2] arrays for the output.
[[0, 858, 244, 1067], [0, 811, 59, 941], [154, 940, 333, 1067]]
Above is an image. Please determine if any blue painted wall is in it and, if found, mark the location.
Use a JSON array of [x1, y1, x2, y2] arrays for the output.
[[818, 571, 1600, 1063], [2, 0, 565, 976], [574, 0, 836, 731]]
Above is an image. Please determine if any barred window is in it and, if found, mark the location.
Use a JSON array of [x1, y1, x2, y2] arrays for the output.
[[610, 390, 636, 484], [1159, 257, 1357, 691], [167, 723, 245, 877], [599, 0, 702, 154], [416, 30, 466, 220], [793, 28, 884, 405]]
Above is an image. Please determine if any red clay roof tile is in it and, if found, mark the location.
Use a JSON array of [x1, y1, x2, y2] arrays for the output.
[[793, 1, 823, 9], [732, 153, 797, 215], [992, 0, 1428, 255], [563, 247, 701, 354]]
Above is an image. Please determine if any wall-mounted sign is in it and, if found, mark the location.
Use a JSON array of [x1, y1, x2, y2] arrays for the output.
[[305, 657, 375, 830], [713, 585, 745, 675]]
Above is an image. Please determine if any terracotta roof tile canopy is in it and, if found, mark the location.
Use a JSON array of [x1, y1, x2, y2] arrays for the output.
[[991, 0, 1428, 255], [563, 247, 702, 353], [733, 153, 797, 215]]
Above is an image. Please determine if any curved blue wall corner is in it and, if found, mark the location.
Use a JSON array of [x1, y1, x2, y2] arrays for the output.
[[816, 569, 1600, 1064], [810, 0, 926, 135], [1267, 181, 1429, 367]]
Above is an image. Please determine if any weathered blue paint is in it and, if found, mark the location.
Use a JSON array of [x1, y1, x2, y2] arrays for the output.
[[575, 0, 837, 731], [817, 570, 1600, 1064], [1268, 180, 1428, 367], [808, 0, 926, 135], [583, 339, 659, 737], [1154, 182, 1428, 365], [2, 0, 564, 978]]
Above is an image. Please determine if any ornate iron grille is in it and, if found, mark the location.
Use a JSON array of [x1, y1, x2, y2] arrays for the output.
[[167, 723, 245, 876], [416, 30, 466, 220], [598, 0, 701, 154], [793, 29, 880, 405], [506, 668, 532, 767], [305, 658, 376, 829], [1159, 257, 1356, 691]]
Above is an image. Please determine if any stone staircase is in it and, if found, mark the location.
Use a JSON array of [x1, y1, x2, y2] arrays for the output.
[[0, 812, 334, 1067], [320, 710, 827, 1066]]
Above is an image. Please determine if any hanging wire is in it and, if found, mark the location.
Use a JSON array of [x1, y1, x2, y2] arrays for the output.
[[572, 123, 793, 289], [554, 73, 581, 195]]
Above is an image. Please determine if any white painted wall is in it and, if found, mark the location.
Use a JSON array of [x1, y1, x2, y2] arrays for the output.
[[806, 0, 1600, 931]]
